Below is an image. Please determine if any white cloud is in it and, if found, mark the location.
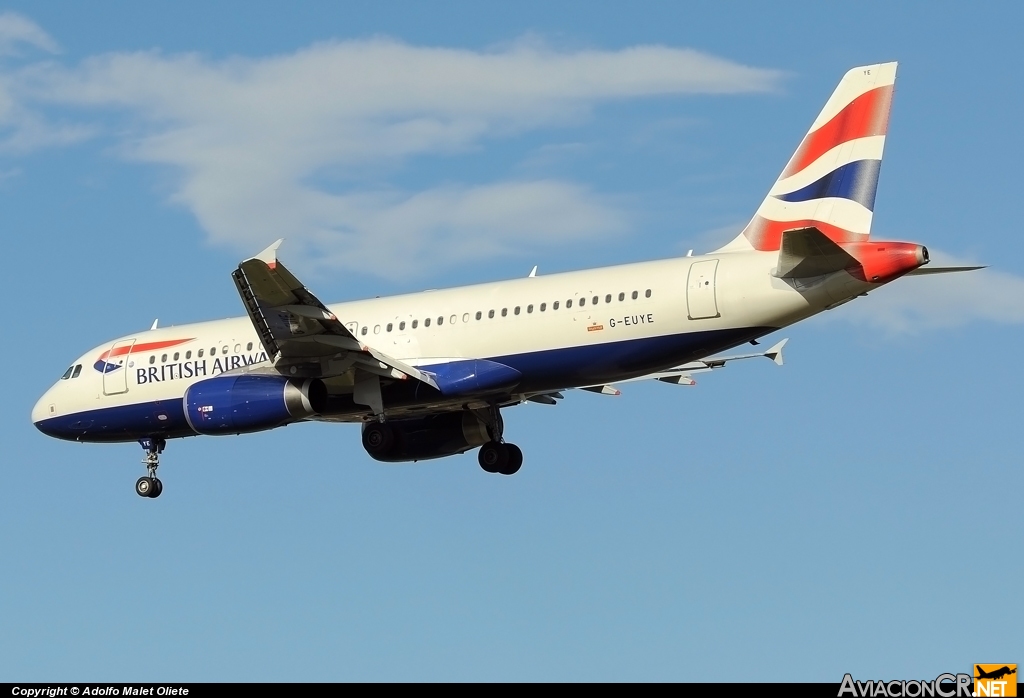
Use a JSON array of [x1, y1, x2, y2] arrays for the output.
[[832, 251, 1024, 333], [0, 33, 781, 276], [0, 12, 58, 56]]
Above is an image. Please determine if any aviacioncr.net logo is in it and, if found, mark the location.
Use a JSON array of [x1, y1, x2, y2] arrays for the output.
[[839, 673, 973, 698]]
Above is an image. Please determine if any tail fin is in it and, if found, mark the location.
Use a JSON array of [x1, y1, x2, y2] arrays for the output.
[[719, 62, 897, 252]]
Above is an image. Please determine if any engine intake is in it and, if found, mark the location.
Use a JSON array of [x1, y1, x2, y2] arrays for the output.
[[362, 412, 490, 462], [184, 374, 326, 435]]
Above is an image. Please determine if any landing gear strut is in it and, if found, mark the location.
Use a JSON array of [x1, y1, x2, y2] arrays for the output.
[[136, 438, 165, 498], [476, 406, 523, 476]]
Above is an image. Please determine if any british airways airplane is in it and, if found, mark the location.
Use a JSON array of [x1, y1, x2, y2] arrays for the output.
[[32, 62, 978, 497]]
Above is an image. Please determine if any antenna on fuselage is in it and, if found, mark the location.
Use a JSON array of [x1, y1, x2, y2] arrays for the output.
[[150, 319, 159, 330], [528, 266, 538, 277]]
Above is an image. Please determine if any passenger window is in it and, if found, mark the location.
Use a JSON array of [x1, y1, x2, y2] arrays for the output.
[[592, 296, 598, 305], [566, 299, 572, 308], [488, 310, 495, 318], [605, 294, 611, 303], [646, 289, 652, 298], [412, 320, 418, 329], [501, 308, 508, 317], [186, 351, 192, 359], [234, 344, 241, 353], [476, 311, 482, 320], [400, 321, 406, 330], [462, 313, 468, 323], [174, 352, 180, 361], [361, 326, 368, 335], [540, 303, 546, 311], [72, 364, 82, 379], [222, 346, 228, 355], [149, 356, 155, 365], [425, 318, 431, 327], [161, 354, 167, 363], [632, 291, 638, 299], [210, 347, 216, 355], [198, 349, 204, 358], [554, 301, 560, 310], [580, 297, 586, 307], [437, 316, 443, 325], [527, 304, 533, 313], [247, 342, 253, 350], [372, 325, 379, 334], [61, 366, 74, 380], [387, 323, 393, 332], [619, 292, 625, 301], [514, 306, 520, 315]]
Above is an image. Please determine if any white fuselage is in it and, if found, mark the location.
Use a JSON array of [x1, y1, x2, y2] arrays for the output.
[[31, 249, 870, 443]]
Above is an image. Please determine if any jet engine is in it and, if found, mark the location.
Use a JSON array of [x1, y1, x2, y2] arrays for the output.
[[362, 412, 490, 462], [184, 374, 327, 435]]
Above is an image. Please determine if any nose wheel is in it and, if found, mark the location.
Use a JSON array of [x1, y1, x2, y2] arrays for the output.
[[136, 438, 166, 498]]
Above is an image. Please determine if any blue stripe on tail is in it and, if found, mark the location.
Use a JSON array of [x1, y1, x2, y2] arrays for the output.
[[774, 159, 882, 211]]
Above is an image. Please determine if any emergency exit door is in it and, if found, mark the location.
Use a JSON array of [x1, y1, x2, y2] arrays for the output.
[[102, 339, 136, 395], [686, 259, 720, 320]]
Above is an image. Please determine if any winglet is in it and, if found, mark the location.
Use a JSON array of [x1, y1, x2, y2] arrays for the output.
[[254, 239, 284, 266], [765, 338, 788, 366]]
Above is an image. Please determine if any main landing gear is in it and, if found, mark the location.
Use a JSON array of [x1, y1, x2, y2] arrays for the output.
[[477, 406, 523, 476], [135, 438, 165, 499]]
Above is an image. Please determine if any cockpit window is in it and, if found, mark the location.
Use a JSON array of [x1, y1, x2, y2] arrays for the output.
[[61, 366, 74, 380], [71, 364, 82, 379]]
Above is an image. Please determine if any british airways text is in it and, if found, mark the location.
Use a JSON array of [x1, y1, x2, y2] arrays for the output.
[[136, 352, 269, 384]]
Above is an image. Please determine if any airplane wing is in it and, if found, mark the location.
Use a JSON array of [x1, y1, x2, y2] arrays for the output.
[[231, 240, 438, 390], [578, 339, 788, 395]]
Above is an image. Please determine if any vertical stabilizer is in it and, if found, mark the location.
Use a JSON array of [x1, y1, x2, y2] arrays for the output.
[[718, 62, 897, 252]]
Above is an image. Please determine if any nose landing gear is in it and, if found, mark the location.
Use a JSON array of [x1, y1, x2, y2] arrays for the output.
[[136, 438, 165, 498]]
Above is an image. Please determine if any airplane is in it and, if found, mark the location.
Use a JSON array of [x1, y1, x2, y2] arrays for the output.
[[976, 666, 1016, 681], [32, 61, 981, 497]]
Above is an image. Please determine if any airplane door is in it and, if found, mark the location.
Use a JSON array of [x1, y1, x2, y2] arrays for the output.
[[102, 339, 135, 395], [687, 259, 720, 319]]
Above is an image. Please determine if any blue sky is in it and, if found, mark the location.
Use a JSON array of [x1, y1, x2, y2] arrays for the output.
[[2, 1, 1021, 681]]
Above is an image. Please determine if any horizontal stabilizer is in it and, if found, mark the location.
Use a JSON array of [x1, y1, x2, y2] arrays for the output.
[[775, 227, 858, 279], [905, 265, 985, 276]]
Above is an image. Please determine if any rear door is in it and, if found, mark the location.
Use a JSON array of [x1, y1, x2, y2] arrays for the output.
[[102, 339, 135, 395], [686, 259, 720, 320]]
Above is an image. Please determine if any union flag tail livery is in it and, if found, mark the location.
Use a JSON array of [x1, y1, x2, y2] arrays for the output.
[[31, 62, 983, 497], [721, 62, 897, 253]]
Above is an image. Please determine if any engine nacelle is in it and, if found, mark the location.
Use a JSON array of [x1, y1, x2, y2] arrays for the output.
[[362, 412, 490, 462], [184, 374, 326, 436]]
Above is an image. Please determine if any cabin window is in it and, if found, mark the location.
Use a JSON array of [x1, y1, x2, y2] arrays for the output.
[[221, 346, 228, 355], [361, 326, 368, 335], [501, 308, 508, 317], [400, 321, 406, 330], [72, 364, 82, 378], [371, 325, 378, 334], [646, 289, 652, 298], [553, 301, 559, 310], [605, 294, 612, 303], [540, 303, 546, 311], [619, 292, 625, 301], [412, 320, 418, 329], [476, 311, 482, 320], [592, 296, 599, 305], [527, 304, 534, 313], [425, 318, 431, 327], [210, 347, 216, 355], [174, 352, 180, 361], [247, 342, 253, 351], [488, 310, 495, 319], [186, 351, 192, 359], [632, 291, 638, 299], [149, 356, 155, 365], [234, 344, 241, 353], [514, 306, 520, 315], [579, 297, 586, 307], [437, 316, 443, 326], [161, 354, 167, 363], [386, 323, 393, 332], [198, 349, 204, 358]]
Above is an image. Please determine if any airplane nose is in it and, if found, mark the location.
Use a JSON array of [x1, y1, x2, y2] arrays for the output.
[[32, 387, 56, 428]]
